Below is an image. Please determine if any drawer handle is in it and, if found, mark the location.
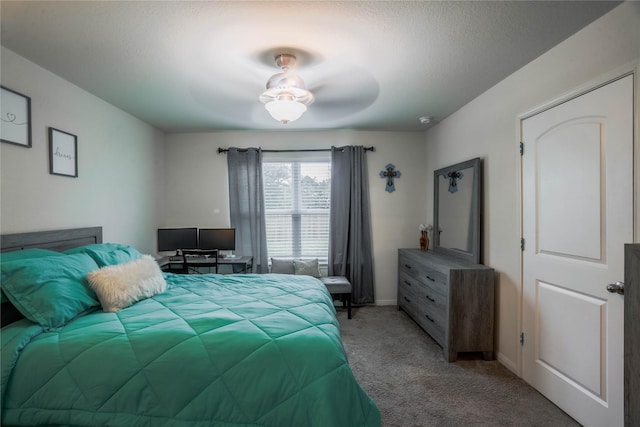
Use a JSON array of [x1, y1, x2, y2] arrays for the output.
[[404, 280, 412, 286], [404, 264, 412, 269], [425, 314, 435, 322], [425, 275, 435, 282], [426, 295, 435, 302], [404, 296, 411, 303]]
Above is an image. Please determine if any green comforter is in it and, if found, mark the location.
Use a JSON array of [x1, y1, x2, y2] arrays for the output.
[[1, 273, 380, 426]]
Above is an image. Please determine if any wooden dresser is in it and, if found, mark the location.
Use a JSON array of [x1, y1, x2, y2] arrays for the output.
[[398, 248, 495, 362]]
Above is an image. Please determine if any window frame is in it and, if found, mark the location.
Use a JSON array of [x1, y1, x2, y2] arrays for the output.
[[262, 151, 331, 263]]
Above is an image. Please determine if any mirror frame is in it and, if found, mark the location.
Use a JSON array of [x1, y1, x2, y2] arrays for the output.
[[433, 157, 481, 264]]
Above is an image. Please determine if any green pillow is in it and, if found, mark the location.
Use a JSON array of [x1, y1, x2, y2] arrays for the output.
[[1, 248, 61, 263], [64, 243, 142, 267], [1, 248, 64, 303], [1, 253, 101, 329]]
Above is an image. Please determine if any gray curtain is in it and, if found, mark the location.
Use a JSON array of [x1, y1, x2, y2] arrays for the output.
[[329, 146, 375, 304], [227, 147, 268, 273]]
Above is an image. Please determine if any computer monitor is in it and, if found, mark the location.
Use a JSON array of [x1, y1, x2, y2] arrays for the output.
[[157, 228, 198, 252], [199, 228, 236, 251]]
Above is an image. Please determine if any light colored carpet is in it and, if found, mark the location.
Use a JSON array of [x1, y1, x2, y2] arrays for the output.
[[336, 305, 580, 427]]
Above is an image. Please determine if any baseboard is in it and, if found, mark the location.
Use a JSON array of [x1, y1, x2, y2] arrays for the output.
[[497, 352, 518, 375], [375, 299, 397, 306]]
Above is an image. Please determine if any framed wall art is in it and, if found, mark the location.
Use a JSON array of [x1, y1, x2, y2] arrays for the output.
[[1, 85, 32, 147], [49, 127, 78, 178]]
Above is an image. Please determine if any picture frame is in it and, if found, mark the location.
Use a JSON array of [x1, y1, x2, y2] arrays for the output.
[[49, 127, 78, 178], [1, 85, 32, 147]]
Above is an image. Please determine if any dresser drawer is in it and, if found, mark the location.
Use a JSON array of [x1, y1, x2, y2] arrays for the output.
[[416, 308, 445, 346], [400, 271, 447, 342], [400, 255, 448, 296], [399, 258, 421, 278], [398, 271, 420, 298], [412, 280, 447, 320], [401, 270, 446, 312], [397, 276, 419, 316], [417, 267, 448, 297]]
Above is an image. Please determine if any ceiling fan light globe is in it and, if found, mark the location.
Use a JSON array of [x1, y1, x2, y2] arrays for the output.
[[265, 100, 307, 124]]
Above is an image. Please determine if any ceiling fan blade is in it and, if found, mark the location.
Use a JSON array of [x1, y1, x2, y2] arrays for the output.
[[305, 65, 380, 120]]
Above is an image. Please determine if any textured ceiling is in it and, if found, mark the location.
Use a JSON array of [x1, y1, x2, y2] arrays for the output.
[[0, 1, 619, 132]]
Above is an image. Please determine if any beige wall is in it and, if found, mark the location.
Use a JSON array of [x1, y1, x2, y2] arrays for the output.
[[0, 47, 165, 253], [163, 130, 427, 304], [424, 2, 640, 373]]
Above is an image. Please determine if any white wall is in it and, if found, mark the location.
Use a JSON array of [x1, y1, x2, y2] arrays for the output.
[[0, 47, 165, 253], [424, 2, 640, 373], [163, 130, 427, 304]]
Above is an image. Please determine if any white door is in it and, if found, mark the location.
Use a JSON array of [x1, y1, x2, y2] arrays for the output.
[[522, 74, 633, 427]]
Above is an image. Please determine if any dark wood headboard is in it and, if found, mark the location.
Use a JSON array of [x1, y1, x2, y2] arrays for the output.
[[1, 226, 103, 252], [1, 226, 103, 327]]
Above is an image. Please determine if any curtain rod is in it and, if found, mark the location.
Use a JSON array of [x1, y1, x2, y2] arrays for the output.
[[217, 146, 375, 154]]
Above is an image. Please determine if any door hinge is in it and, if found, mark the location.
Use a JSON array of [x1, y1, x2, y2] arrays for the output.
[[520, 142, 524, 156], [520, 332, 525, 346], [520, 238, 525, 251]]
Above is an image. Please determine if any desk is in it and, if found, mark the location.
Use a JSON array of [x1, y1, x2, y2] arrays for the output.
[[218, 256, 253, 273], [157, 255, 253, 274]]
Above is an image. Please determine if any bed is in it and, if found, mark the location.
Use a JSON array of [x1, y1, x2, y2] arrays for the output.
[[1, 227, 380, 426]]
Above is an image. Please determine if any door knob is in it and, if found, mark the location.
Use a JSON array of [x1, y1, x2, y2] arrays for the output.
[[606, 281, 624, 295]]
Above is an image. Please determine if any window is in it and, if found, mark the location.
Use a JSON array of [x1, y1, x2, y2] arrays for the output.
[[262, 152, 331, 262]]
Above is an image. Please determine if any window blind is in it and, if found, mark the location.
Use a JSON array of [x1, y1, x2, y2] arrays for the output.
[[263, 153, 331, 262]]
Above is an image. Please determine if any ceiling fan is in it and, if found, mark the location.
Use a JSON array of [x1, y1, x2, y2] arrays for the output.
[[246, 48, 380, 126], [258, 53, 314, 124]]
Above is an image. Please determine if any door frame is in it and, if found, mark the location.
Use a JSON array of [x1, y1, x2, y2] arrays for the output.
[[516, 61, 639, 377]]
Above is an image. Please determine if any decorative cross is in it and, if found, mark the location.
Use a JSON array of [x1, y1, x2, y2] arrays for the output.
[[447, 170, 463, 193], [379, 163, 401, 193]]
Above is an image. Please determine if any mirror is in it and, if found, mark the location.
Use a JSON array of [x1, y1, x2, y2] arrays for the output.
[[433, 157, 481, 264]]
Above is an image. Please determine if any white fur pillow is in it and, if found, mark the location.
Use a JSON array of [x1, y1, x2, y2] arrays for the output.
[[86, 255, 167, 312]]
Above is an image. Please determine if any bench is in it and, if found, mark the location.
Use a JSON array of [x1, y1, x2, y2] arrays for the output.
[[319, 276, 352, 319], [269, 258, 353, 319]]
